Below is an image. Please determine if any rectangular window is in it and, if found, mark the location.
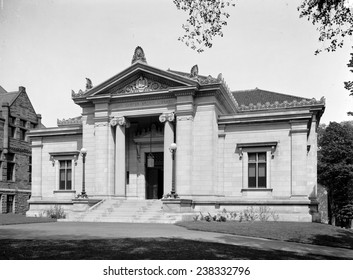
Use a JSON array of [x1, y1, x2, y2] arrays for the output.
[[6, 153, 15, 181], [248, 152, 266, 188], [7, 163, 15, 181], [19, 129, 26, 141], [19, 119, 26, 127], [9, 126, 16, 138], [6, 195, 14, 213], [9, 117, 16, 125], [59, 160, 72, 190], [28, 156, 32, 183]]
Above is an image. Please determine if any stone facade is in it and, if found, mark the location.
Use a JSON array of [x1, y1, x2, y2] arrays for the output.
[[0, 86, 42, 214], [27, 47, 325, 222]]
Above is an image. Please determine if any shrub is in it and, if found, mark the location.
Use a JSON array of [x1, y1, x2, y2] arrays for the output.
[[192, 207, 279, 223], [258, 206, 272, 222], [243, 206, 258, 222], [222, 208, 237, 221], [44, 205, 66, 219]]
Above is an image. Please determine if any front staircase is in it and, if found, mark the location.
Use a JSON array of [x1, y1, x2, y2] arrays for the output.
[[66, 199, 190, 224]]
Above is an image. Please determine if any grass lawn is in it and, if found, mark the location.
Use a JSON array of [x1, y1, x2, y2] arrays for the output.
[[0, 238, 344, 260], [0, 214, 55, 225], [177, 221, 353, 250]]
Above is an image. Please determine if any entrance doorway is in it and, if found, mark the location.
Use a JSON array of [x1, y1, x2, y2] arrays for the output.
[[145, 152, 164, 199], [7, 195, 14, 213]]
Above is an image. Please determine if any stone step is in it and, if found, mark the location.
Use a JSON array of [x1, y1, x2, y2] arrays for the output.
[[71, 199, 178, 224]]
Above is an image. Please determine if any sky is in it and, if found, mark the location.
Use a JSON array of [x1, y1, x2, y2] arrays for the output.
[[0, 0, 352, 127]]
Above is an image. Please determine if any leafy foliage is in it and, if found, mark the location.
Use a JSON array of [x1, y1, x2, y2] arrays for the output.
[[345, 51, 353, 116], [44, 205, 66, 219], [318, 121, 353, 227], [194, 207, 279, 223], [298, 0, 353, 55], [173, 0, 236, 53]]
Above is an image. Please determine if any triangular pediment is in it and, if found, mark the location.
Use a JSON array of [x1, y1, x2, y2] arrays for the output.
[[73, 62, 199, 101]]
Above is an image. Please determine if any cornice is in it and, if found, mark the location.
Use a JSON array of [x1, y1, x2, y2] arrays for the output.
[[218, 110, 313, 125], [27, 127, 82, 138]]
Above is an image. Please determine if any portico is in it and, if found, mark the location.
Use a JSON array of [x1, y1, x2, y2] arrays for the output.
[[107, 113, 175, 200]]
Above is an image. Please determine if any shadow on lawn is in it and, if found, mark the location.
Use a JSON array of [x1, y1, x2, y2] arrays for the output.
[[0, 238, 346, 260], [287, 229, 353, 250]]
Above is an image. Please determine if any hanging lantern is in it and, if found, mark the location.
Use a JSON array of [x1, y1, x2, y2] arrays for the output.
[[147, 153, 154, 167], [147, 120, 154, 167]]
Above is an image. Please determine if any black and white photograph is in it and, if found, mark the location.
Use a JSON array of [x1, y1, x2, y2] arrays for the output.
[[0, 0, 352, 278]]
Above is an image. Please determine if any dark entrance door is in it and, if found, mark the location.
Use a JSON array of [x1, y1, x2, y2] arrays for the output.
[[6, 195, 14, 213], [145, 152, 164, 199]]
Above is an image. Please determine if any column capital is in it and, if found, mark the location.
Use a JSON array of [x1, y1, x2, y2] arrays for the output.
[[159, 112, 175, 123], [110, 116, 130, 127]]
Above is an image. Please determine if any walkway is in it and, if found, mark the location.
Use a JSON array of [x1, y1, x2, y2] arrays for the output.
[[0, 222, 352, 259]]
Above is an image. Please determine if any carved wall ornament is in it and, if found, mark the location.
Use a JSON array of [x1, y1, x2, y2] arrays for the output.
[[110, 116, 130, 128], [72, 89, 85, 98], [159, 112, 175, 123], [57, 116, 82, 126], [190, 64, 199, 78], [198, 75, 219, 85], [238, 96, 326, 112], [131, 46, 147, 64], [94, 123, 108, 127], [86, 78, 93, 90], [50, 155, 55, 166], [238, 148, 243, 160], [116, 76, 169, 94], [176, 116, 194, 121], [73, 155, 78, 166]]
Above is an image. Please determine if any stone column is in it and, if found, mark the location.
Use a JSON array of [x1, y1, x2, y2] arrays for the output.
[[107, 125, 115, 196], [110, 117, 130, 197], [159, 112, 175, 196]]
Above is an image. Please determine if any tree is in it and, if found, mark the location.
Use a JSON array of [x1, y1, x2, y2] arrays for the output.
[[345, 51, 353, 115], [318, 121, 353, 227], [298, 0, 353, 55], [173, 0, 235, 53]]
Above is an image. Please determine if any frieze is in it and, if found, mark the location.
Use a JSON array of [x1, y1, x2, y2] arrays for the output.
[[238, 97, 326, 112], [113, 98, 175, 109], [159, 112, 175, 123], [176, 116, 194, 121], [94, 123, 108, 127], [116, 76, 169, 94]]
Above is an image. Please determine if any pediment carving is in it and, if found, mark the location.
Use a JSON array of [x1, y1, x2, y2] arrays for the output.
[[115, 76, 169, 94]]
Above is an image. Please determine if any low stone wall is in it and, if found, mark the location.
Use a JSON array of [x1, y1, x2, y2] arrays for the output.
[[163, 199, 318, 222]]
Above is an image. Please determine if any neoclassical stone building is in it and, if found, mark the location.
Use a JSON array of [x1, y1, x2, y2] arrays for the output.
[[27, 47, 325, 222]]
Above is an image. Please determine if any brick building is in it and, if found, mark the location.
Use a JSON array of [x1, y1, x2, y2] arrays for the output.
[[27, 47, 325, 222], [0, 85, 42, 214]]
